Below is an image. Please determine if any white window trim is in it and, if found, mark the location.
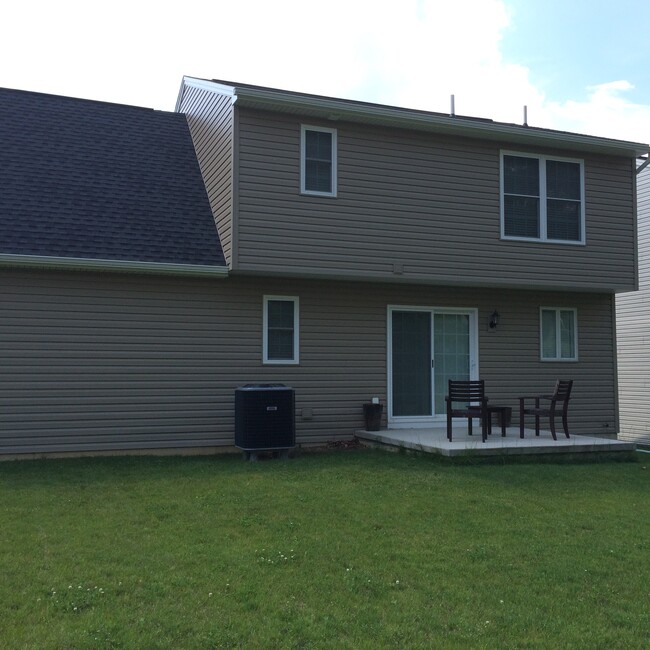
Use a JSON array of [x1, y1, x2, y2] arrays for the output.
[[300, 125, 337, 197], [263, 296, 299, 365], [540, 307, 578, 362], [500, 151, 586, 245]]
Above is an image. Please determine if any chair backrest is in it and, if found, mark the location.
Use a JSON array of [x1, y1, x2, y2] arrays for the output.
[[448, 379, 485, 403], [552, 379, 573, 402]]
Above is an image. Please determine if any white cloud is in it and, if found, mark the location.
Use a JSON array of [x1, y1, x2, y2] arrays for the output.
[[539, 82, 650, 144], [1, 0, 648, 146]]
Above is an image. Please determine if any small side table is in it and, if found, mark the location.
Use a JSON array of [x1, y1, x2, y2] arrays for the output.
[[487, 406, 512, 437]]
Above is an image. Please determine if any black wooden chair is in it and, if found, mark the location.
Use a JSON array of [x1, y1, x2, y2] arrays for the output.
[[518, 380, 573, 440], [445, 380, 489, 443]]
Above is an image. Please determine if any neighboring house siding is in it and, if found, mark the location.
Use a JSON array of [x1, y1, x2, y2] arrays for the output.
[[617, 166, 650, 444], [180, 86, 235, 266], [235, 108, 635, 292], [0, 269, 616, 454]]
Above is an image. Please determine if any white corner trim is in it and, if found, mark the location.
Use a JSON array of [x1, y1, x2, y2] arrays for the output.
[[0, 254, 230, 277]]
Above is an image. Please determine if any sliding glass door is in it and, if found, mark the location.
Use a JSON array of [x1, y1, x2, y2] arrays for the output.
[[389, 307, 477, 424]]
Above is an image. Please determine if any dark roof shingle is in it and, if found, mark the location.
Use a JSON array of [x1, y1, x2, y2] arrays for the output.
[[0, 88, 225, 267]]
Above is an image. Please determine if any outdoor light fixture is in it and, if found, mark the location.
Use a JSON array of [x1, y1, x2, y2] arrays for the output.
[[489, 310, 500, 330]]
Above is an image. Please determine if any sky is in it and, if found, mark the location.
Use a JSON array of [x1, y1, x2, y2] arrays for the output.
[[2, 0, 649, 147]]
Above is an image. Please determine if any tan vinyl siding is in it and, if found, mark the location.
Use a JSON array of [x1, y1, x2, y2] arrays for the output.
[[616, 166, 650, 443], [179, 86, 235, 266], [235, 108, 635, 291], [1, 269, 616, 454]]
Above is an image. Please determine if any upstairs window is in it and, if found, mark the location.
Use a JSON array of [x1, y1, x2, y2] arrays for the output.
[[301, 125, 337, 196], [501, 152, 585, 244], [540, 308, 578, 361], [263, 296, 299, 364]]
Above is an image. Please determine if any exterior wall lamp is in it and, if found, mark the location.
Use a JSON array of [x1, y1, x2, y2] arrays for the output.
[[489, 310, 500, 330]]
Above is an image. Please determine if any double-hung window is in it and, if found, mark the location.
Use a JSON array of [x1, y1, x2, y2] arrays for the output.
[[501, 152, 585, 244], [263, 296, 299, 364], [540, 308, 577, 361], [301, 125, 337, 196]]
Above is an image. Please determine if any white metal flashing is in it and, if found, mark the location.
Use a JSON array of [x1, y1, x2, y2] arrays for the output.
[[0, 254, 229, 277], [176, 77, 237, 112]]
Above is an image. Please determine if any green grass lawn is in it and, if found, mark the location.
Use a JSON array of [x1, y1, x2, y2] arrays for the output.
[[1, 449, 649, 649]]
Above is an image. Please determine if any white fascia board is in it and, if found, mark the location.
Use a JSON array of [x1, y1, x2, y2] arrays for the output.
[[0, 254, 229, 278], [175, 77, 649, 156], [233, 87, 650, 158]]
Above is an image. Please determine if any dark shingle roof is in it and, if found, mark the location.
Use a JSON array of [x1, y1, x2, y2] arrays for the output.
[[0, 87, 225, 267]]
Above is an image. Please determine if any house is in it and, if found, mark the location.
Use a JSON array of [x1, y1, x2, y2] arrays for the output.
[[0, 80, 647, 456], [616, 162, 650, 445], [0, 87, 228, 454]]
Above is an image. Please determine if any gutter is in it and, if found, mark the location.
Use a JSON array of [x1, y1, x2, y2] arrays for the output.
[[0, 254, 229, 278], [180, 77, 650, 158], [237, 85, 650, 157]]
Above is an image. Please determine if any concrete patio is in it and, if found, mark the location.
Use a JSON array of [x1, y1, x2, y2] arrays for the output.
[[356, 425, 636, 458]]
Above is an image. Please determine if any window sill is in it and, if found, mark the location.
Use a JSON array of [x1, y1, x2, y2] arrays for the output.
[[540, 358, 578, 362], [300, 190, 337, 198], [501, 235, 586, 246]]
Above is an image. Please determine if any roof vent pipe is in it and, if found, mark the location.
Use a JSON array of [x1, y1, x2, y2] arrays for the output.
[[523, 105, 528, 127], [450, 94, 455, 117]]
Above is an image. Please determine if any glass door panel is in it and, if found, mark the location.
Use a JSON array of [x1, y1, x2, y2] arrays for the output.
[[433, 313, 471, 415], [391, 311, 432, 417]]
